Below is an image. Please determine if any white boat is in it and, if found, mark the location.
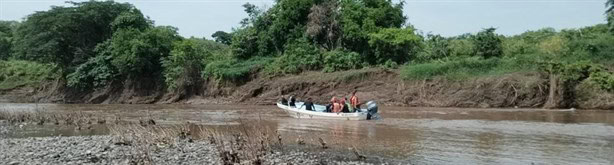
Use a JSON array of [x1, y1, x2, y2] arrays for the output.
[[276, 101, 378, 120]]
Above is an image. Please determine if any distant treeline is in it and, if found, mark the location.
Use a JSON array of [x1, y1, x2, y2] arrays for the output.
[[1, 0, 614, 96]]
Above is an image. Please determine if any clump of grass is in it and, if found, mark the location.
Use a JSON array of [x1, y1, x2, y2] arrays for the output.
[[0, 110, 110, 126], [197, 121, 280, 164], [204, 57, 273, 85], [106, 120, 281, 165], [401, 55, 539, 80], [108, 123, 193, 165]]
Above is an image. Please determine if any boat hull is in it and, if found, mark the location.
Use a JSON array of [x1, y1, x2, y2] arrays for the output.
[[276, 102, 369, 120]]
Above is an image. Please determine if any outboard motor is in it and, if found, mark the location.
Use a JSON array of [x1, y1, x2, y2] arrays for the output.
[[365, 101, 379, 120]]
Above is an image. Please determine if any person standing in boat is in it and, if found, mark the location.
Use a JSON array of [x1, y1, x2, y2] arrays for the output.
[[289, 95, 296, 107], [299, 98, 316, 111], [350, 90, 360, 111]]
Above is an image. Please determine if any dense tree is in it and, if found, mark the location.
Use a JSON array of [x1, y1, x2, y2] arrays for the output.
[[607, 0, 614, 32], [368, 27, 422, 65], [268, 0, 318, 53], [230, 0, 407, 67], [12, 1, 136, 75], [162, 39, 208, 92], [231, 28, 260, 59], [306, 1, 341, 50], [0, 21, 18, 60], [211, 31, 233, 45], [111, 9, 152, 31], [66, 55, 117, 89], [472, 28, 503, 58], [265, 37, 322, 75], [103, 26, 181, 79], [339, 0, 406, 55], [231, 3, 275, 59]]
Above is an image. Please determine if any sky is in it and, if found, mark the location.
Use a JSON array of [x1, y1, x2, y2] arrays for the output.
[[0, 0, 608, 38]]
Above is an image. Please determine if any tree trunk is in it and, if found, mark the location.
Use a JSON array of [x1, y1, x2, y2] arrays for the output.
[[544, 74, 562, 109]]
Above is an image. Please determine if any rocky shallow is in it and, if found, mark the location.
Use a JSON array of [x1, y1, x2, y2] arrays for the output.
[[0, 134, 378, 165]]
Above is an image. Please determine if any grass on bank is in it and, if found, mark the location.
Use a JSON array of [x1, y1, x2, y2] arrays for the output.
[[204, 56, 274, 83], [0, 60, 56, 90], [400, 55, 541, 80]]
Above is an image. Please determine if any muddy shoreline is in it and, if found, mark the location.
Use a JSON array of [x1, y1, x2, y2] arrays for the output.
[[0, 135, 374, 165], [1, 69, 613, 109], [0, 123, 387, 165]]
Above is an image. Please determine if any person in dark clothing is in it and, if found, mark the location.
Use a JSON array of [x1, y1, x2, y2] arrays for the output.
[[299, 98, 316, 111], [341, 97, 349, 113], [280, 96, 288, 105], [289, 95, 296, 107]]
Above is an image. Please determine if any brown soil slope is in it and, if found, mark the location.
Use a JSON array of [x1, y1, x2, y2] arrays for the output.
[[2, 68, 612, 109]]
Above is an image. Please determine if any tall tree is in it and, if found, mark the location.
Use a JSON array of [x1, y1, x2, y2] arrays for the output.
[[339, 0, 406, 55], [608, 0, 614, 32], [103, 26, 181, 79], [12, 1, 135, 75], [211, 31, 233, 45], [368, 27, 422, 64], [472, 28, 503, 58], [307, 1, 341, 50], [0, 21, 18, 60]]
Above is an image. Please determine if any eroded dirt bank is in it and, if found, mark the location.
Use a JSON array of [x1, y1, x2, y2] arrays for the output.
[[1, 69, 613, 109]]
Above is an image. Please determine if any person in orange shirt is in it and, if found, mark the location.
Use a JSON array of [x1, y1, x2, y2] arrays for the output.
[[350, 90, 359, 110]]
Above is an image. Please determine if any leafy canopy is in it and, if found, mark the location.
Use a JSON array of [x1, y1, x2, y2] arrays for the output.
[[12, 1, 137, 73]]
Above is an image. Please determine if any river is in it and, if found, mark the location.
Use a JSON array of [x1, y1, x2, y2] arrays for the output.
[[1, 103, 613, 164]]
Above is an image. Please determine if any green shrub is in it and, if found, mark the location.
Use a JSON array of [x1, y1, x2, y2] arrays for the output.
[[263, 38, 321, 75], [106, 26, 181, 79], [473, 28, 503, 58], [588, 71, 614, 92], [401, 56, 538, 80], [417, 34, 450, 62], [503, 38, 535, 56], [162, 39, 208, 91], [0, 60, 56, 89], [448, 39, 475, 57], [67, 55, 117, 89], [322, 50, 362, 72], [204, 56, 273, 83], [368, 27, 422, 64]]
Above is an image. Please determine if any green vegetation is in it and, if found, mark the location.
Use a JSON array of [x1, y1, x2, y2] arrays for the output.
[[401, 55, 537, 80], [162, 39, 208, 91], [0, 0, 613, 104], [0, 60, 56, 89]]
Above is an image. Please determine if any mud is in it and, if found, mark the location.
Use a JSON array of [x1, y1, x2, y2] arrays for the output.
[[1, 68, 613, 109]]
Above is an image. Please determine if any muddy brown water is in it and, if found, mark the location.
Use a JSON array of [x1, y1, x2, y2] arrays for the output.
[[1, 103, 613, 164]]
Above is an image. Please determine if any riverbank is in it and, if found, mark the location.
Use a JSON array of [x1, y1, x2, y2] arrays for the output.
[[0, 120, 382, 165], [1, 68, 613, 109], [0, 135, 374, 165]]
